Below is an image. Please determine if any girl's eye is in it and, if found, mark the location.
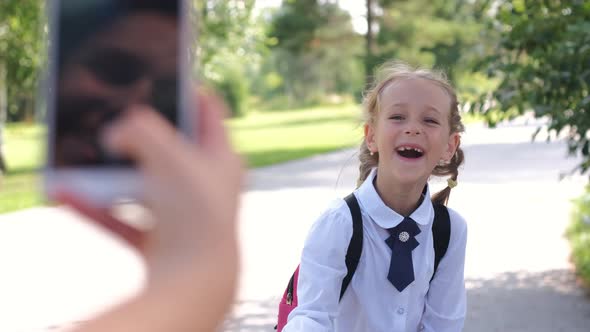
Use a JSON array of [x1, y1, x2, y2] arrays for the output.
[[425, 118, 440, 125], [389, 115, 404, 121]]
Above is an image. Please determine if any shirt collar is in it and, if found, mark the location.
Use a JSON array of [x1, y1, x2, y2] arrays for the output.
[[355, 168, 433, 229]]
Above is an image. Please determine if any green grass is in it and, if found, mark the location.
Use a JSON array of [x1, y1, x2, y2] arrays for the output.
[[3, 123, 45, 173], [228, 104, 363, 167], [1, 123, 46, 213], [0, 103, 482, 213], [566, 185, 590, 288], [0, 172, 44, 213], [0, 104, 364, 213]]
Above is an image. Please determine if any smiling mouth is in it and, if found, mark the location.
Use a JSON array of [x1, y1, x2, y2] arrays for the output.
[[396, 146, 424, 159]]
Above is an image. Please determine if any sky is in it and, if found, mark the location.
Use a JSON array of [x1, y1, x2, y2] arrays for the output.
[[254, 0, 368, 34]]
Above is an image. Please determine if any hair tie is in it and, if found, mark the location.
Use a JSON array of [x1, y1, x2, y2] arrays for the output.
[[447, 178, 458, 189]]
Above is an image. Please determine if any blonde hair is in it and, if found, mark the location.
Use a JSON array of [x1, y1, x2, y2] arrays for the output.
[[357, 61, 465, 205]]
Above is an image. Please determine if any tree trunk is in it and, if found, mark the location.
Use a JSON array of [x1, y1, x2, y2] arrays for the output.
[[0, 63, 6, 172], [0, 63, 6, 124], [365, 0, 374, 86]]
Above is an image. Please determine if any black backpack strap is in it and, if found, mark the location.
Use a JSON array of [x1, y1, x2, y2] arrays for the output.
[[283, 194, 363, 308], [430, 204, 451, 282], [340, 193, 363, 300]]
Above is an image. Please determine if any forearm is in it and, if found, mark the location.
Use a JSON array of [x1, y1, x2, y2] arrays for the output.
[[75, 247, 239, 332]]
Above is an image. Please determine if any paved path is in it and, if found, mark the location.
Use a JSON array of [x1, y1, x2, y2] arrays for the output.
[[0, 121, 589, 331]]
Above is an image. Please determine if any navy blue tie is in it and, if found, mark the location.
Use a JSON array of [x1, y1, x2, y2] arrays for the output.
[[385, 217, 421, 292]]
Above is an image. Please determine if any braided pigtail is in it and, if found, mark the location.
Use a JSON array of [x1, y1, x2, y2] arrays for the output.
[[431, 147, 464, 205]]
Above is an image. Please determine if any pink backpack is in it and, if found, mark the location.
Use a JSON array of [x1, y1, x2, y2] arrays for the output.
[[276, 266, 300, 331]]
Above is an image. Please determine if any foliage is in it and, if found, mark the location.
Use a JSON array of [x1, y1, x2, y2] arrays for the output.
[[212, 61, 249, 117], [372, 0, 489, 80], [472, 0, 590, 174], [0, 0, 44, 122], [566, 185, 590, 287], [0, 0, 497, 119], [267, 0, 364, 107], [196, 0, 264, 116], [268, 0, 322, 56], [356, 0, 496, 110]]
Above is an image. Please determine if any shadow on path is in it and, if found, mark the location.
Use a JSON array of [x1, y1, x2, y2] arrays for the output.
[[222, 269, 590, 331], [465, 269, 590, 332]]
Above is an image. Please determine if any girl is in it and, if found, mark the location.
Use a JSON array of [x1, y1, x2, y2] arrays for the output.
[[283, 62, 467, 332]]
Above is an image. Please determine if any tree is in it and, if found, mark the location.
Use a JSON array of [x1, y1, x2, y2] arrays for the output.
[[365, 0, 379, 86], [364, 0, 408, 84], [370, 0, 499, 108], [472, 0, 590, 174], [0, 0, 44, 122], [268, 0, 363, 106], [195, 0, 262, 116], [0, 63, 5, 172], [362, 0, 490, 95]]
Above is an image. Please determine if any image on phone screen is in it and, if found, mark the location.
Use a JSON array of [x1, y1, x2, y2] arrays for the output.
[[52, 0, 180, 168]]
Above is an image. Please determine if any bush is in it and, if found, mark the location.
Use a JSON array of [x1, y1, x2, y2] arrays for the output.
[[473, 1, 590, 173], [566, 185, 590, 287], [211, 66, 249, 118]]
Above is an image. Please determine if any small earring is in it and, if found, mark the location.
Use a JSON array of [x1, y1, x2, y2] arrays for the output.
[[370, 151, 374, 156]]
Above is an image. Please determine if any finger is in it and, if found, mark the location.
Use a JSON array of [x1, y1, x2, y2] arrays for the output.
[[102, 106, 191, 171], [52, 190, 146, 252], [195, 89, 233, 156]]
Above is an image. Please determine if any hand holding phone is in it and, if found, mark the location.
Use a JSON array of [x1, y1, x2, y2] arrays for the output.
[[57, 91, 244, 332]]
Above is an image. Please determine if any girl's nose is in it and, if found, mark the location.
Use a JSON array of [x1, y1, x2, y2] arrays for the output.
[[404, 126, 421, 135]]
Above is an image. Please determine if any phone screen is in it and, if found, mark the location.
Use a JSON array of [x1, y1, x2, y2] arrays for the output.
[[51, 0, 180, 168]]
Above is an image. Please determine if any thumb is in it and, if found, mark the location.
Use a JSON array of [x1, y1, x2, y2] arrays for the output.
[[102, 106, 193, 173]]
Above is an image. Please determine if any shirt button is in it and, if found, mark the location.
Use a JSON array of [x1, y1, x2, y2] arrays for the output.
[[419, 324, 425, 331], [397, 307, 405, 315]]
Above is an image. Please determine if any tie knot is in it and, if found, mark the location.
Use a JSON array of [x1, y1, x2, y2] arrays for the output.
[[385, 217, 421, 250], [388, 217, 421, 238]]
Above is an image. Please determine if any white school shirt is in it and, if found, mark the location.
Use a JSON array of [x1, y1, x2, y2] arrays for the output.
[[283, 168, 467, 332]]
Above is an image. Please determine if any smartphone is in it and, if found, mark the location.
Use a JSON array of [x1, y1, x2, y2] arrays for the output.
[[44, 0, 194, 205]]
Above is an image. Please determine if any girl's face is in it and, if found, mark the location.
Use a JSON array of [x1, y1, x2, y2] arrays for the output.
[[365, 77, 460, 186]]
